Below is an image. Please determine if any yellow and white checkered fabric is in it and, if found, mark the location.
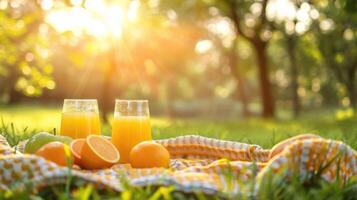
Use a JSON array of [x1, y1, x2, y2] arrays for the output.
[[0, 134, 356, 196]]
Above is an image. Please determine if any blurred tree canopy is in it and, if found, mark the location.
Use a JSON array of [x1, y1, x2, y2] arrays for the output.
[[0, 0, 357, 119], [0, 0, 54, 102], [313, 0, 357, 107]]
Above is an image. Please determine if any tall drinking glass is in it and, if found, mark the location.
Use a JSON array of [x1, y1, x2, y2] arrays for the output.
[[61, 99, 101, 139], [111, 100, 152, 163]]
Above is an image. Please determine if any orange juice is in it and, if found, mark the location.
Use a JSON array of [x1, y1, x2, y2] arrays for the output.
[[111, 116, 152, 163], [61, 112, 101, 139]]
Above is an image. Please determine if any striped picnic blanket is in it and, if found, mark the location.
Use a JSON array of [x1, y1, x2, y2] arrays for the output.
[[0, 134, 356, 197]]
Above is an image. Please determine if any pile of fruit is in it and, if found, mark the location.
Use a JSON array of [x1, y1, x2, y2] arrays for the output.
[[25, 132, 170, 170]]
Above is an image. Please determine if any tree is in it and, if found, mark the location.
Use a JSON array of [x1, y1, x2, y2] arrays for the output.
[[205, 31, 250, 116], [269, 1, 316, 116], [286, 34, 300, 116], [0, 1, 54, 103], [314, 0, 357, 107], [225, 0, 275, 117], [228, 38, 250, 116], [157, 0, 275, 117]]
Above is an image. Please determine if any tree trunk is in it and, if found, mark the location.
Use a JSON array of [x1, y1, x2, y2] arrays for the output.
[[347, 84, 356, 108], [286, 36, 300, 117], [254, 41, 275, 118], [228, 43, 250, 117], [101, 46, 117, 122], [346, 68, 356, 108], [164, 76, 177, 118], [7, 65, 22, 104]]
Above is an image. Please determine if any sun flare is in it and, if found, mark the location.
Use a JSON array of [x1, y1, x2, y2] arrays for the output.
[[45, 0, 138, 39]]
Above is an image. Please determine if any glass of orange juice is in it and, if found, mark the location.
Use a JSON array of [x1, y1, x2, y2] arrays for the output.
[[60, 99, 101, 139], [111, 100, 152, 163]]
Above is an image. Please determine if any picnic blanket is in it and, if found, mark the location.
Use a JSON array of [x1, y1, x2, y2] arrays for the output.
[[0, 134, 356, 197]]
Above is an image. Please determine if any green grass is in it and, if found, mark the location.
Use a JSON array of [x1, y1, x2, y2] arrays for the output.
[[0, 104, 357, 199], [1, 104, 357, 149]]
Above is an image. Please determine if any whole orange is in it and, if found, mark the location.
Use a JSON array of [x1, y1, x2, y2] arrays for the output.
[[35, 141, 73, 167], [129, 141, 170, 168]]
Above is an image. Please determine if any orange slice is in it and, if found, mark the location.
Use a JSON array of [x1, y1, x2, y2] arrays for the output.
[[80, 135, 120, 170], [130, 141, 170, 168], [70, 138, 85, 166]]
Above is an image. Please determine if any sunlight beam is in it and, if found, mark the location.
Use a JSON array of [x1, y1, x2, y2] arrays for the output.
[[46, 1, 127, 39]]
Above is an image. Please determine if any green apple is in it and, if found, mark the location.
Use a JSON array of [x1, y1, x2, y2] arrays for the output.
[[25, 132, 73, 154]]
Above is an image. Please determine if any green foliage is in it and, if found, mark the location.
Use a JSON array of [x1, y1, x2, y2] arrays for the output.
[[0, 1, 55, 100], [1, 0, 356, 116], [257, 169, 357, 200], [311, 0, 357, 106], [342, 0, 357, 13], [0, 117, 35, 147]]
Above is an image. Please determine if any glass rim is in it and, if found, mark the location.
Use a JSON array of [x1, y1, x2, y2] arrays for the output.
[[64, 99, 98, 102], [115, 99, 148, 103]]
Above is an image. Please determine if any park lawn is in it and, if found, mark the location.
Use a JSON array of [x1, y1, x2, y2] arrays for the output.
[[1, 104, 356, 149], [1, 104, 357, 199]]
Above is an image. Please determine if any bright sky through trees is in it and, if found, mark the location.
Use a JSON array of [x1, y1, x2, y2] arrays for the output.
[[44, 0, 318, 40], [45, 0, 140, 39]]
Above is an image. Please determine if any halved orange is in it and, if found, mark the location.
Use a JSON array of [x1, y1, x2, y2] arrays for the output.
[[80, 135, 120, 170], [70, 138, 85, 166]]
